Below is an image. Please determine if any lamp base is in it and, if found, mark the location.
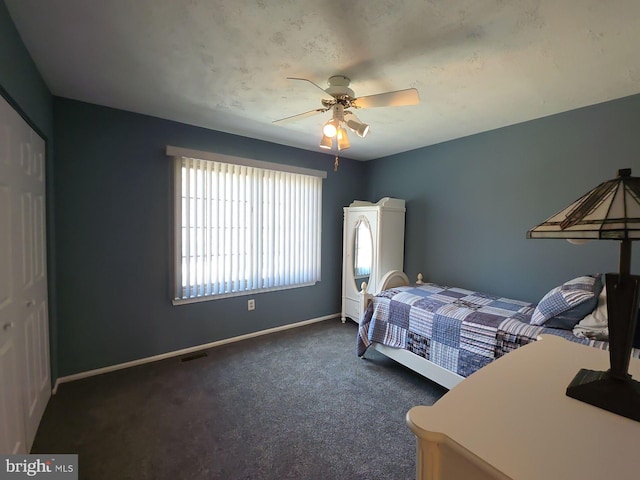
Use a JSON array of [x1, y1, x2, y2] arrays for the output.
[[566, 368, 640, 422]]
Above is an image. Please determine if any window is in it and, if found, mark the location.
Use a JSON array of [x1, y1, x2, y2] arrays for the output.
[[169, 147, 325, 304]]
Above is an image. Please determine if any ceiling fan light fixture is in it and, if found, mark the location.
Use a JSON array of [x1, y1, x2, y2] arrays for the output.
[[322, 119, 338, 138], [346, 118, 370, 138], [319, 134, 333, 149], [337, 127, 350, 150]]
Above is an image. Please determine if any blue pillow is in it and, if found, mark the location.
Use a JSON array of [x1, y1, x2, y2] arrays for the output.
[[531, 275, 603, 327]]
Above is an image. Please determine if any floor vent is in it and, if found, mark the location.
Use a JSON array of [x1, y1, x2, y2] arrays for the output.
[[180, 352, 208, 362]]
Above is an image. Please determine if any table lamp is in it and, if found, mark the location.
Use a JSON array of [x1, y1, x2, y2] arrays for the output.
[[528, 168, 640, 421]]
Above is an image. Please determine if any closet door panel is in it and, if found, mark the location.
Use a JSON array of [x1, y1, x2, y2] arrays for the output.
[[20, 122, 49, 450], [0, 100, 27, 454], [0, 340, 24, 454], [0, 95, 50, 453]]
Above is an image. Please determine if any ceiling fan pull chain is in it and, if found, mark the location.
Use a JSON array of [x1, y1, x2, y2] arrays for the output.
[[334, 155, 339, 172]]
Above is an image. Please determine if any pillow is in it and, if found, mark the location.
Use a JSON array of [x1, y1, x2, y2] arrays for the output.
[[573, 284, 608, 340], [545, 282, 602, 330], [573, 282, 640, 345], [531, 274, 603, 327]]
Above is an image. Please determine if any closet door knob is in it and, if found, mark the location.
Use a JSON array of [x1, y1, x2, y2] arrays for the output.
[[2, 322, 14, 331], [26, 299, 36, 307]]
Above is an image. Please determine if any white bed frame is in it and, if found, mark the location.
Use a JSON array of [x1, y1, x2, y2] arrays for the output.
[[357, 270, 464, 390]]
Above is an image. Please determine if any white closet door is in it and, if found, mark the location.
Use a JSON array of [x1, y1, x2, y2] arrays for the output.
[[0, 95, 50, 453], [0, 166, 25, 453]]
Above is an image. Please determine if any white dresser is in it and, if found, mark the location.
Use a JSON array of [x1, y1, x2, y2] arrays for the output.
[[341, 198, 405, 323], [406, 335, 640, 480]]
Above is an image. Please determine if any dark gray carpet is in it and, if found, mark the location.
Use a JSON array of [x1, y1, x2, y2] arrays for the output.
[[32, 318, 446, 479]]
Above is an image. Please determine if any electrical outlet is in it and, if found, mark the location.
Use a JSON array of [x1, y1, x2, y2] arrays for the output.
[[247, 299, 255, 311]]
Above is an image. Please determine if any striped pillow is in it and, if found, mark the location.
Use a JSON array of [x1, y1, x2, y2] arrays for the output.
[[531, 275, 602, 326]]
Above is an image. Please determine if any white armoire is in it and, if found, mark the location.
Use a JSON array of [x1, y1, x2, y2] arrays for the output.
[[341, 198, 405, 323]]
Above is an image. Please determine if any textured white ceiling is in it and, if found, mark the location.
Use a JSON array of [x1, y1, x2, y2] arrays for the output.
[[6, 0, 640, 160]]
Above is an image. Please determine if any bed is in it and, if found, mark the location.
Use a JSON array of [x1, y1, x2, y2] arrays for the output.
[[356, 270, 638, 389]]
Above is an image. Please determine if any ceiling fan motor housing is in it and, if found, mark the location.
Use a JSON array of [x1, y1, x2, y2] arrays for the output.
[[326, 75, 354, 100]]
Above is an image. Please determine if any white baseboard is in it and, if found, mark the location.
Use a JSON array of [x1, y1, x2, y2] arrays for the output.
[[53, 313, 340, 394]]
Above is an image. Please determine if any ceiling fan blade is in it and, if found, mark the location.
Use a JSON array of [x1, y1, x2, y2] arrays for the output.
[[351, 88, 420, 109], [272, 108, 327, 125], [287, 77, 334, 100]]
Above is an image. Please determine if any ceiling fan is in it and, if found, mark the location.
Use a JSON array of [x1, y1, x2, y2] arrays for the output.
[[273, 75, 420, 152]]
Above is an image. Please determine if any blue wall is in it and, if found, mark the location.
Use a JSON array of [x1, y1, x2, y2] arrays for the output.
[[0, 1, 51, 131], [367, 95, 640, 302], [53, 98, 366, 376]]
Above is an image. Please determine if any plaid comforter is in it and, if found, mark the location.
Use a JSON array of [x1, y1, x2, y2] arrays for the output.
[[356, 283, 611, 378]]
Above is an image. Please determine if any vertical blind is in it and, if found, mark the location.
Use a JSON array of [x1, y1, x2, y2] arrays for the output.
[[174, 155, 323, 302]]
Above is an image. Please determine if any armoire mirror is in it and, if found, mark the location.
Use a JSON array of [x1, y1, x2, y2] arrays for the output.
[[352, 217, 373, 292]]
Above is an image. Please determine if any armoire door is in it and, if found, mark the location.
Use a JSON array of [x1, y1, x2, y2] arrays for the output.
[[0, 94, 50, 453]]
